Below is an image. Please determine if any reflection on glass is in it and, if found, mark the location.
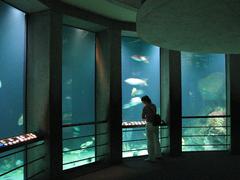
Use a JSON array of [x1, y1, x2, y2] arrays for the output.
[[181, 52, 229, 152], [62, 26, 95, 169], [0, 1, 25, 179], [0, 1, 25, 139], [122, 37, 160, 121], [121, 37, 160, 157], [0, 149, 24, 180], [181, 52, 226, 116], [122, 127, 148, 158]]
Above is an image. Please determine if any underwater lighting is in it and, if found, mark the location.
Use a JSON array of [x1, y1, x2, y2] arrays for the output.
[[0, 133, 38, 148], [122, 121, 146, 127]]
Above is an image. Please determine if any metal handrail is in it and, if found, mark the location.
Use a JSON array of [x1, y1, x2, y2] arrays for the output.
[[182, 115, 230, 119], [0, 140, 45, 178], [62, 120, 108, 128]]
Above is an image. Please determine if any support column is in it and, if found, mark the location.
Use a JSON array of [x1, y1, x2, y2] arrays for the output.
[[160, 48, 181, 156], [96, 28, 122, 164], [227, 54, 240, 154], [27, 10, 62, 179]]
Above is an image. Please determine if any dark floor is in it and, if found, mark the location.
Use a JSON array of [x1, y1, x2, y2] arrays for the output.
[[73, 152, 240, 180]]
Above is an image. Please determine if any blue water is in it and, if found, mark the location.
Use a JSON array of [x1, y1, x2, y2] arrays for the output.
[[0, 2, 25, 179], [181, 52, 226, 117], [0, 1, 25, 139], [121, 37, 160, 121], [62, 26, 96, 169], [121, 37, 162, 157], [62, 26, 95, 124], [181, 52, 228, 151]]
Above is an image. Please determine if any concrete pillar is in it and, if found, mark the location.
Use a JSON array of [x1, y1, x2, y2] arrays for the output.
[[96, 28, 122, 164], [227, 54, 240, 154], [27, 10, 62, 179], [160, 48, 181, 156]]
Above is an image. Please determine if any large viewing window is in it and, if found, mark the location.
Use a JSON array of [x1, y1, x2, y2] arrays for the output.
[[62, 26, 96, 170], [121, 36, 163, 157], [0, 1, 25, 179], [181, 52, 230, 152]]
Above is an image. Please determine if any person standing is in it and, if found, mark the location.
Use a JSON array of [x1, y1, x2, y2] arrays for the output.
[[141, 95, 161, 162]]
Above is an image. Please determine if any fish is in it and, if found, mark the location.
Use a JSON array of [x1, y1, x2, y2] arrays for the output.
[[123, 97, 142, 109], [0, 80, 2, 88], [73, 127, 80, 132], [65, 96, 72, 100], [15, 160, 23, 166], [131, 88, 144, 96], [63, 147, 70, 152], [125, 78, 148, 86], [18, 114, 23, 126], [80, 139, 94, 149], [131, 55, 149, 63], [66, 79, 72, 85], [188, 91, 193, 96]]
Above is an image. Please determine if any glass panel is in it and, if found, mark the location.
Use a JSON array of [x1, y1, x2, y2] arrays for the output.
[[0, 2, 25, 180], [63, 156, 95, 170], [62, 26, 96, 169], [0, 167, 24, 180], [181, 52, 226, 116], [63, 136, 95, 151], [63, 125, 95, 139], [123, 128, 146, 141], [122, 37, 160, 122], [63, 147, 95, 170], [181, 52, 229, 152], [121, 36, 161, 157], [123, 150, 148, 158], [183, 145, 228, 152], [0, 1, 25, 139], [62, 26, 95, 125], [0, 151, 24, 180], [182, 117, 227, 128], [122, 127, 147, 157]]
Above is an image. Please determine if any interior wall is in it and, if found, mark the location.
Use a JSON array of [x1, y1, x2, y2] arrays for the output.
[[27, 10, 62, 179], [96, 28, 122, 164]]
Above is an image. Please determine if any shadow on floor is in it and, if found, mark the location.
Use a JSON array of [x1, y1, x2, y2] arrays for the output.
[[73, 152, 240, 180]]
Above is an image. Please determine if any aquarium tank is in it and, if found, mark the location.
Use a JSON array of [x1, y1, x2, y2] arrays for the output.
[[121, 36, 162, 157], [181, 52, 230, 151], [0, 1, 25, 179], [62, 26, 96, 170]]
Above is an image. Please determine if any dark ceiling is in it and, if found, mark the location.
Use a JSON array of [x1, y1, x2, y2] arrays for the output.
[[62, 0, 138, 22]]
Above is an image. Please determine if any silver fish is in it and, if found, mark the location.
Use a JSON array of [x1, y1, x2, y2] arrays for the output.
[[131, 55, 149, 63], [65, 96, 72, 100], [123, 97, 142, 109], [80, 138, 95, 149], [131, 88, 144, 96], [18, 114, 23, 126], [125, 78, 148, 86]]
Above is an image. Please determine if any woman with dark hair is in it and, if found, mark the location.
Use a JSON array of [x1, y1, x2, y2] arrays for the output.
[[141, 95, 161, 162]]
